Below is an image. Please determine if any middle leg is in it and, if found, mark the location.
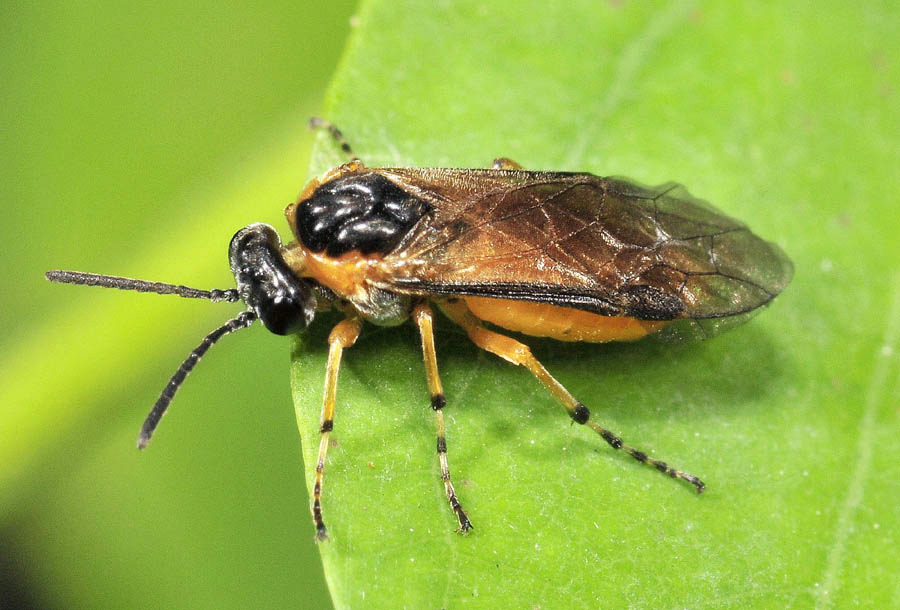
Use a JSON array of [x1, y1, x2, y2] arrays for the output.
[[413, 302, 473, 533]]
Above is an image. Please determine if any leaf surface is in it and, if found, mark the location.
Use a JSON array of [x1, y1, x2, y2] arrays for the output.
[[291, 1, 900, 608]]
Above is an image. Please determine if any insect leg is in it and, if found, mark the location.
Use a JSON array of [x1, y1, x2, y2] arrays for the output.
[[312, 317, 363, 541], [413, 303, 473, 533], [491, 157, 523, 170], [440, 299, 705, 493], [308, 117, 359, 163]]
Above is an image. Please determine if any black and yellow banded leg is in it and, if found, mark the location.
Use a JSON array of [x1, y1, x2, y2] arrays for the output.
[[312, 317, 363, 542], [439, 299, 705, 493], [413, 303, 473, 533], [308, 117, 359, 163]]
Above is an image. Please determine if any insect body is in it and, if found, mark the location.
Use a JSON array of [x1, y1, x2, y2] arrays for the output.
[[47, 119, 793, 540]]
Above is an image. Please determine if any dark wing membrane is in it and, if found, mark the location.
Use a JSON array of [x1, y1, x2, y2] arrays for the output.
[[376, 168, 792, 323]]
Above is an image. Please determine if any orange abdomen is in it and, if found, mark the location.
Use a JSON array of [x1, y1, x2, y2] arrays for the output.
[[463, 297, 666, 343]]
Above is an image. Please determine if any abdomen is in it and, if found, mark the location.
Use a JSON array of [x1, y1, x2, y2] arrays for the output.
[[463, 297, 667, 342]]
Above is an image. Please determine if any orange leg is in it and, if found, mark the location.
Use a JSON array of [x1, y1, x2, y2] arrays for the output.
[[413, 303, 472, 533], [439, 299, 705, 493], [312, 317, 363, 541], [491, 157, 524, 170]]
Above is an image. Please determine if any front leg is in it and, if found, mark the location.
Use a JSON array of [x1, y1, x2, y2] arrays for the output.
[[308, 117, 360, 163], [311, 317, 362, 541]]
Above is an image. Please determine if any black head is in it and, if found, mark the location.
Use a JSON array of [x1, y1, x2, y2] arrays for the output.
[[229, 223, 317, 335], [46, 224, 315, 449], [295, 172, 430, 257]]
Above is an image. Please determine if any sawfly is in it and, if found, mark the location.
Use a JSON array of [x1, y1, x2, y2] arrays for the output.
[[47, 118, 793, 539]]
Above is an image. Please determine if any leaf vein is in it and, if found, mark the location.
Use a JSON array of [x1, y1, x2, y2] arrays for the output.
[[816, 276, 900, 608]]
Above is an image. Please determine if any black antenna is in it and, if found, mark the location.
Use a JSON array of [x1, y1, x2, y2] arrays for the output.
[[137, 310, 257, 449], [46, 269, 256, 448], [45, 270, 240, 302]]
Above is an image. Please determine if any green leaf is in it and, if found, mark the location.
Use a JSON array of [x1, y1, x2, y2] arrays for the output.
[[291, 1, 900, 608]]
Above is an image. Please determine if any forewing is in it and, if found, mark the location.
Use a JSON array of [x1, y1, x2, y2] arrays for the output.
[[377, 168, 792, 324]]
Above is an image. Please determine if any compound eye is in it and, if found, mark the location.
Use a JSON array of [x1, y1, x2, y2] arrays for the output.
[[229, 223, 317, 335], [256, 290, 315, 335]]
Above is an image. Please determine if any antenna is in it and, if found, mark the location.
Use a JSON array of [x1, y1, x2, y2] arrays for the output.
[[46, 269, 256, 448], [46, 270, 240, 302], [137, 310, 257, 448]]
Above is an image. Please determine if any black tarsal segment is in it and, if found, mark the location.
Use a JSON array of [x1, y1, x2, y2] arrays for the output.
[[600, 429, 623, 449], [295, 173, 430, 257], [431, 394, 447, 410], [437, 437, 447, 453], [571, 402, 590, 424], [320, 419, 334, 433]]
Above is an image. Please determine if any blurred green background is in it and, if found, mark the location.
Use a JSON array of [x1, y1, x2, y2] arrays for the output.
[[1, 2, 356, 608]]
